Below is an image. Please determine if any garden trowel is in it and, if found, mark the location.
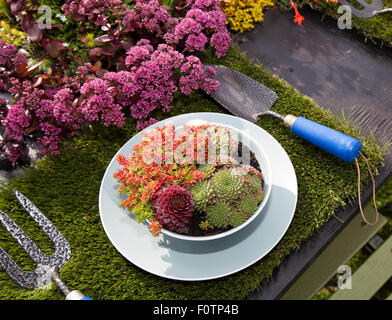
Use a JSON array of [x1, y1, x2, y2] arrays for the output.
[[205, 64, 362, 163]]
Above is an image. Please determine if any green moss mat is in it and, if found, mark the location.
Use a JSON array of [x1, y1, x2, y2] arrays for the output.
[[0, 46, 386, 300], [303, 0, 392, 48]]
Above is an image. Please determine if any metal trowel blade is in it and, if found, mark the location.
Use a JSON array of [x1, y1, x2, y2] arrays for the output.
[[206, 65, 278, 123]]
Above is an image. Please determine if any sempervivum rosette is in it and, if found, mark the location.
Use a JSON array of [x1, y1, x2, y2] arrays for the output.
[[152, 185, 195, 234]]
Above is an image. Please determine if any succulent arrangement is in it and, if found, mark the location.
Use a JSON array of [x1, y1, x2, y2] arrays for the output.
[[114, 120, 264, 237]]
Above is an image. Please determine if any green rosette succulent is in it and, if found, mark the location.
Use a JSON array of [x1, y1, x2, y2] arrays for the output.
[[191, 163, 264, 231], [238, 194, 259, 216], [203, 165, 264, 229], [245, 173, 262, 193], [206, 200, 249, 229], [197, 163, 216, 178], [229, 210, 248, 228], [192, 179, 214, 212], [254, 188, 264, 203], [206, 201, 233, 228], [211, 167, 245, 200]]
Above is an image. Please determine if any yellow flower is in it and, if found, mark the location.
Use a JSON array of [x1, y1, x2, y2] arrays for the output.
[[0, 20, 27, 46], [221, 0, 275, 33], [85, 33, 96, 48]]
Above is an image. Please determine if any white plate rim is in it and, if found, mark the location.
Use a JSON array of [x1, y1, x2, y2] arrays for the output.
[[99, 112, 298, 281]]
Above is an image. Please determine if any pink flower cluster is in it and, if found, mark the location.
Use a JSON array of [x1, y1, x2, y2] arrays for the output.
[[1, 102, 31, 143], [38, 122, 63, 156], [63, 0, 231, 59], [2, 74, 83, 160], [81, 39, 219, 128], [0, 0, 230, 162], [80, 78, 125, 127], [62, 0, 126, 26], [0, 40, 27, 91], [123, 0, 174, 34], [166, 0, 231, 57]]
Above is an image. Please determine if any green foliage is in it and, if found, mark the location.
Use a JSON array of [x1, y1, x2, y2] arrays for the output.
[[272, 0, 292, 11], [197, 163, 216, 178], [254, 188, 264, 203], [244, 173, 262, 193], [229, 210, 248, 227], [0, 0, 13, 23], [206, 197, 252, 229], [0, 20, 27, 47], [206, 201, 232, 228], [191, 180, 214, 212], [375, 176, 392, 210], [131, 202, 155, 223], [238, 194, 259, 216], [204, 167, 262, 229], [211, 167, 245, 200], [192, 165, 264, 229], [161, 0, 178, 8], [199, 219, 214, 230]]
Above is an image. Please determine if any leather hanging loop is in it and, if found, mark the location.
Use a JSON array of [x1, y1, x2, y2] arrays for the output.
[[354, 152, 379, 226]]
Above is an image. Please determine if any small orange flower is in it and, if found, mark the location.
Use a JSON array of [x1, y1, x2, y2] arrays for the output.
[[148, 219, 163, 237], [290, 0, 305, 26], [113, 125, 205, 216], [294, 13, 304, 26]]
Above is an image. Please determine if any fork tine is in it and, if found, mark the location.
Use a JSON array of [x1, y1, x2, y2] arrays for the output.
[[0, 246, 39, 289], [0, 210, 47, 264], [338, 0, 367, 17], [338, 0, 385, 18], [355, 0, 370, 6], [13, 191, 71, 268], [0, 193, 86, 295], [13, 190, 55, 233]]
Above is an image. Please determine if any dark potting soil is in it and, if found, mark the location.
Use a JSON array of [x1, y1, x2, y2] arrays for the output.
[[237, 141, 262, 175]]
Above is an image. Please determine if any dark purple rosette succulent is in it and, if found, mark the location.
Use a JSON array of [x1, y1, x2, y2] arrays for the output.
[[152, 185, 195, 234]]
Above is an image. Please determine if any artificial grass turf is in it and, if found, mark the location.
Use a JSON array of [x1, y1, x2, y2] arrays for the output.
[[0, 45, 387, 300]]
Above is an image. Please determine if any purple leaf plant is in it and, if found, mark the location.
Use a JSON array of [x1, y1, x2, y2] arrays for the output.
[[0, 0, 230, 162]]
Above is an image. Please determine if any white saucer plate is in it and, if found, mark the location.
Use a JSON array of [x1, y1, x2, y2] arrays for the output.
[[99, 113, 298, 281]]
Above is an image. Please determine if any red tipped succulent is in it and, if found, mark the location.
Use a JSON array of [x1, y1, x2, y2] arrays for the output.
[[152, 185, 195, 234]]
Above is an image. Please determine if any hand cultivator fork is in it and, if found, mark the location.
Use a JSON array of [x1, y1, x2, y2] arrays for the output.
[[0, 190, 91, 300]]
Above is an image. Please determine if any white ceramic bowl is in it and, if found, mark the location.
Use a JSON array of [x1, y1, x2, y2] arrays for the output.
[[99, 112, 296, 280], [153, 122, 272, 241]]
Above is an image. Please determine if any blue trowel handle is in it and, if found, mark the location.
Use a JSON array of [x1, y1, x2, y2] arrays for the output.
[[284, 115, 361, 162]]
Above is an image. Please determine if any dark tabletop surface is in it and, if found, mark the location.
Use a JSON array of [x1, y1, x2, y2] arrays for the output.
[[234, 8, 392, 300]]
